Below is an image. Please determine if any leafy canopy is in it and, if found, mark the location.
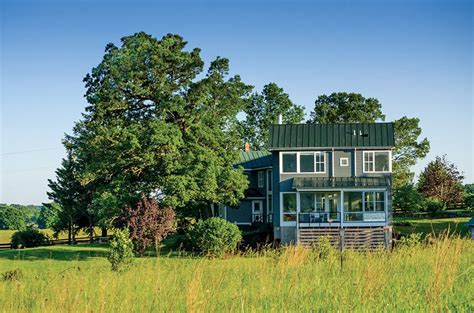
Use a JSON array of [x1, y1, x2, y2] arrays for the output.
[[308, 92, 385, 123], [418, 155, 464, 207], [239, 83, 304, 149], [67, 32, 251, 222]]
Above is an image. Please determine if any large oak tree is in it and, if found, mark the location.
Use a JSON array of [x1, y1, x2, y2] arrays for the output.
[[60, 32, 251, 224]]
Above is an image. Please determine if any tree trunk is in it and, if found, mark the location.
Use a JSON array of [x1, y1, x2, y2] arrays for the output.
[[89, 217, 94, 243], [72, 226, 76, 244], [101, 227, 107, 237], [67, 221, 72, 245]]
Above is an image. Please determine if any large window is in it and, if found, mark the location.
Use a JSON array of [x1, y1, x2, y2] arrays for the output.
[[344, 192, 363, 212], [300, 153, 315, 172], [282, 193, 297, 221], [282, 153, 297, 173], [344, 191, 386, 222], [363, 151, 391, 173], [281, 152, 326, 173], [300, 192, 315, 212], [258, 171, 264, 187]]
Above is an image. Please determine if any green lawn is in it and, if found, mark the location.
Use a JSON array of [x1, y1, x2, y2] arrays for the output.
[[0, 229, 107, 244], [0, 238, 473, 312], [393, 216, 471, 237]]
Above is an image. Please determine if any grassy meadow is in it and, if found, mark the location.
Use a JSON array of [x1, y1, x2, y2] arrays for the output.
[[0, 235, 473, 312], [393, 216, 470, 237]]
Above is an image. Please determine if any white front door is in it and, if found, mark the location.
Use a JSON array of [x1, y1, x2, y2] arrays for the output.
[[252, 200, 263, 223]]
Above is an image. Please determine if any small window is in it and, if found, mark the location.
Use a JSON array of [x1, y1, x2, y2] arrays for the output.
[[282, 193, 297, 221], [258, 171, 264, 188], [282, 153, 297, 173], [300, 153, 315, 172], [315, 152, 325, 173], [340, 157, 349, 167]]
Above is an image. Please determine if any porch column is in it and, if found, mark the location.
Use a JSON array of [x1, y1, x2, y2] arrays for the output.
[[340, 190, 344, 227]]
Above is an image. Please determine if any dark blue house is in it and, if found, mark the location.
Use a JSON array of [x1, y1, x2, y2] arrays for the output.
[[219, 123, 395, 248]]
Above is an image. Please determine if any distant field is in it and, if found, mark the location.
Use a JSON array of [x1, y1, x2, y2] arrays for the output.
[[0, 237, 473, 312], [393, 217, 470, 237]]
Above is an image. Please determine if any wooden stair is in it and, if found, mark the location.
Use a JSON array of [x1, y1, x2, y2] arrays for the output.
[[299, 227, 388, 250]]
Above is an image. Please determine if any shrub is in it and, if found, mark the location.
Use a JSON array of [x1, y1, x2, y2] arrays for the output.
[[10, 229, 50, 248], [393, 184, 426, 214], [425, 198, 444, 217], [187, 217, 242, 258], [1, 269, 24, 282], [311, 236, 335, 260], [108, 228, 134, 272], [116, 196, 176, 255], [398, 233, 423, 248]]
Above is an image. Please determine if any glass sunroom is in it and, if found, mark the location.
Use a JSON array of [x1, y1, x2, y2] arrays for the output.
[[281, 177, 391, 227]]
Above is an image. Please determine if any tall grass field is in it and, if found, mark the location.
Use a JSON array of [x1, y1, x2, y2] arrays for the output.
[[0, 235, 473, 312]]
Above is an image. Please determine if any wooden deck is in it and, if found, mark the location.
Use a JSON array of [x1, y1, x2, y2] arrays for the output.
[[298, 227, 389, 250]]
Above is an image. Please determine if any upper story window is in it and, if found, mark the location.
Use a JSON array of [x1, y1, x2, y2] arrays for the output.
[[282, 153, 297, 173], [257, 171, 264, 188], [281, 152, 326, 174], [363, 151, 391, 173], [315, 152, 325, 173]]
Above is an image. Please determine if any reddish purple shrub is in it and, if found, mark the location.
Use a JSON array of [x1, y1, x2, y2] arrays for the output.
[[117, 196, 175, 255]]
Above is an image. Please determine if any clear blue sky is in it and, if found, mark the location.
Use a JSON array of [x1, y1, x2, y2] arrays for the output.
[[1, 0, 472, 205]]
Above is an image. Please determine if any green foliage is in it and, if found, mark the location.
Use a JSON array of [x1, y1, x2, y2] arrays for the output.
[[10, 229, 50, 248], [425, 198, 445, 217], [1, 269, 24, 282], [463, 184, 474, 210], [108, 228, 134, 272], [397, 233, 422, 248], [187, 217, 242, 257], [239, 83, 304, 149], [392, 117, 430, 188], [47, 152, 95, 239], [311, 236, 334, 260], [63, 32, 251, 224], [393, 184, 426, 214], [38, 203, 60, 229], [308, 92, 385, 123], [418, 155, 464, 208], [0, 205, 27, 230]]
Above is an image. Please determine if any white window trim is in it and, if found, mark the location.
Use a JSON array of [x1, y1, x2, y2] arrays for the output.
[[280, 152, 298, 174], [340, 157, 349, 167], [362, 150, 392, 173], [257, 171, 264, 188], [280, 192, 298, 226], [280, 151, 327, 174]]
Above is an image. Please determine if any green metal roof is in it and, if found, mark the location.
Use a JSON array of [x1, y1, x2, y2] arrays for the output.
[[293, 177, 391, 189], [268, 123, 394, 150], [236, 151, 272, 170]]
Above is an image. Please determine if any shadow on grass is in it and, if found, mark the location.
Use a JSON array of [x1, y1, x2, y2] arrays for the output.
[[0, 244, 109, 261]]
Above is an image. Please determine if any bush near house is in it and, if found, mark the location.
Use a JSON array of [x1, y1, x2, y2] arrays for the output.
[[187, 217, 242, 257]]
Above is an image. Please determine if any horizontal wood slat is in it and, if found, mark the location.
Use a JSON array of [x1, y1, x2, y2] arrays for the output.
[[299, 227, 387, 250]]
